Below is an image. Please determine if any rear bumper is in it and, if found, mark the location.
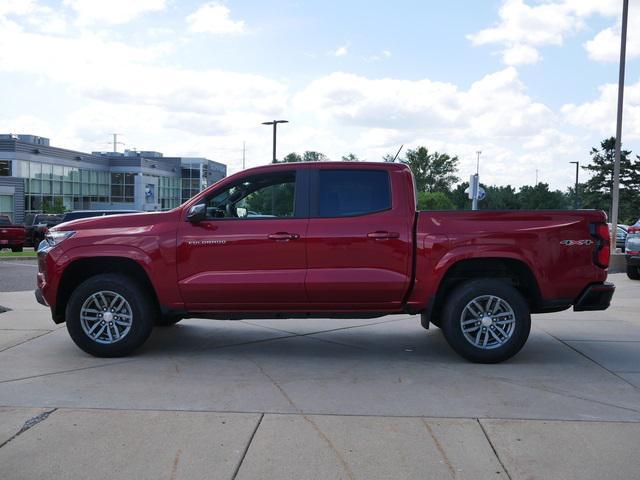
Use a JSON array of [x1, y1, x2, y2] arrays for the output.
[[573, 282, 615, 311]]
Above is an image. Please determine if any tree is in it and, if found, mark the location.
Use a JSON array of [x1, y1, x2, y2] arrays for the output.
[[481, 185, 520, 210], [581, 137, 640, 224], [282, 152, 302, 163], [42, 197, 66, 214], [518, 183, 568, 210], [417, 191, 455, 210], [302, 151, 328, 162], [341, 153, 360, 162], [401, 147, 459, 193]]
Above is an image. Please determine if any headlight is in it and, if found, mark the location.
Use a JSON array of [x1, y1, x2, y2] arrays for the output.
[[44, 230, 75, 247]]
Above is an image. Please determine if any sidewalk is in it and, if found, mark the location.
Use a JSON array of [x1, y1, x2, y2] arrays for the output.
[[0, 274, 639, 479]]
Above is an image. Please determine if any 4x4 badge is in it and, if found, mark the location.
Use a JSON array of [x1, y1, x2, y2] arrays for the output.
[[560, 239, 594, 246]]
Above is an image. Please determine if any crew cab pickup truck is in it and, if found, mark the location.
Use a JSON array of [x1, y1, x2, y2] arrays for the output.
[[35, 162, 614, 362], [0, 215, 26, 252]]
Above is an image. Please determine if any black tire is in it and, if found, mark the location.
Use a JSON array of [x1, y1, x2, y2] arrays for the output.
[[11, 246, 23, 253], [441, 279, 531, 363], [155, 315, 182, 327], [66, 274, 155, 357], [627, 265, 640, 280]]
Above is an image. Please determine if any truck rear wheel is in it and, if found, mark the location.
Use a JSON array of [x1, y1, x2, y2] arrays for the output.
[[627, 265, 640, 280], [441, 279, 531, 363], [66, 274, 154, 357], [11, 246, 23, 253]]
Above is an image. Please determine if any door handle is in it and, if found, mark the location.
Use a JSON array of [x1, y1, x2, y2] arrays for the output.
[[268, 232, 300, 241], [367, 231, 400, 240]]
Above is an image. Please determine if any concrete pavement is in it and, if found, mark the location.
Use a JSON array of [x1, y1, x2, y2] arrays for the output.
[[0, 273, 639, 479]]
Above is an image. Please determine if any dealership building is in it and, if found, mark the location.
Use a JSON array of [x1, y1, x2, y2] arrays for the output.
[[0, 134, 226, 223]]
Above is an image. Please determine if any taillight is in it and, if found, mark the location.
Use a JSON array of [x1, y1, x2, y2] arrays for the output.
[[590, 223, 610, 268]]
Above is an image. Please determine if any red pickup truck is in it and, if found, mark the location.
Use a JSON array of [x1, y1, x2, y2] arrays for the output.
[[0, 215, 26, 252], [35, 162, 614, 362]]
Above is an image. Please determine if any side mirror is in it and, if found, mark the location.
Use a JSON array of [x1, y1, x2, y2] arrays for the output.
[[187, 204, 206, 223]]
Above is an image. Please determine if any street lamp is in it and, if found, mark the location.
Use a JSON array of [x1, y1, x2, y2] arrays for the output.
[[262, 120, 289, 164], [570, 161, 579, 209], [611, 0, 629, 252]]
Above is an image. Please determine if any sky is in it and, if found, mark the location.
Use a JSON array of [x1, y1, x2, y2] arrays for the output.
[[1, 0, 639, 190]]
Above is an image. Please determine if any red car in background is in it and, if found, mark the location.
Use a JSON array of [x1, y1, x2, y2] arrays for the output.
[[0, 215, 26, 252]]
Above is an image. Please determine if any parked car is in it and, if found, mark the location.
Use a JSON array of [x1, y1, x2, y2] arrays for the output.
[[35, 162, 614, 363], [23, 213, 63, 247], [608, 223, 628, 251], [625, 226, 640, 280], [61, 210, 139, 223], [0, 215, 26, 252]]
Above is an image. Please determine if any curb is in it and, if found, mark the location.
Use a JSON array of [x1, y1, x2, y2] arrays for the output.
[[0, 256, 37, 261]]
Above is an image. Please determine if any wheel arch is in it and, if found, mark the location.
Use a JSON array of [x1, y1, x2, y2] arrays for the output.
[[428, 257, 542, 326], [54, 256, 160, 323]]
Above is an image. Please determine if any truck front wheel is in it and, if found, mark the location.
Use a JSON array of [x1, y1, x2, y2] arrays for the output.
[[441, 280, 531, 363], [66, 274, 154, 357]]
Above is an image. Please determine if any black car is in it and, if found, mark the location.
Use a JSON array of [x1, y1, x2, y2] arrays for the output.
[[60, 210, 139, 222], [23, 213, 63, 247]]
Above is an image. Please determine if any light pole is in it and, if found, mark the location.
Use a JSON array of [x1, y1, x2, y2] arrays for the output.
[[262, 120, 288, 163], [570, 161, 579, 209], [611, 0, 629, 252], [471, 151, 481, 211]]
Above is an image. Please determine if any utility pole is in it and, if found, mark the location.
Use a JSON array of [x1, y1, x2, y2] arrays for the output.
[[110, 133, 124, 153], [611, 0, 628, 252], [242, 141, 246, 170], [262, 120, 289, 163], [535, 169, 539, 185], [476, 151, 481, 175], [570, 161, 580, 209]]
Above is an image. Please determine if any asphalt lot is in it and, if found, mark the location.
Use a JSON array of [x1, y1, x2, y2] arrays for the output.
[[0, 258, 37, 292], [0, 271, 639, 479]]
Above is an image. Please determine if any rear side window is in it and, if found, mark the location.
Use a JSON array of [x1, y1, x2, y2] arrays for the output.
[[318, 170, 391, 217]]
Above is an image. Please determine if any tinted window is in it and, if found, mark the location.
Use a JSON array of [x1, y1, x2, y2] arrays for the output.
[[318, 170, 390, 217]]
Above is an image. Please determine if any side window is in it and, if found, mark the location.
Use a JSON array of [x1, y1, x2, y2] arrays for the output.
[[205, 172, 296, 219], [318, 170, 391, 217]]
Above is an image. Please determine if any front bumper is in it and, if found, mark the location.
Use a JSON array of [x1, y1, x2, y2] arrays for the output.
[[573, 282, 615, 311], [35, 287, 48, 306]]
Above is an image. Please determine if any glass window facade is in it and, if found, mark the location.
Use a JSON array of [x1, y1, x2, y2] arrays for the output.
[[13, 160, 180, 213], [181, 162, 201, 203], [0, 194, 13, 221], [0, 160, 10, 176]]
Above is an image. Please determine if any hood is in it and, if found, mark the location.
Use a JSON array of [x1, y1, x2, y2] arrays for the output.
[[54, 210, 178, 231]]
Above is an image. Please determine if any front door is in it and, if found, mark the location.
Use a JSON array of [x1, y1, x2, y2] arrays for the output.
[[177, 169, 308, 310]]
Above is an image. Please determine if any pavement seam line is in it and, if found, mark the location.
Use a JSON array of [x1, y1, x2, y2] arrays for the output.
[[477, 419, 513, 480], [421, 418, 457, 479], [538, 325, 640, 391], [231, 413, 264, 480], [3, 405, 640, 423], [0, 330, 56, 353], [245, 356, 356, 480], [0, 408, 57, 449]]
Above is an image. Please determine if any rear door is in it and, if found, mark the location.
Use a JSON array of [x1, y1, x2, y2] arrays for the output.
[[176, 168, 309, 310], [304, 167, 413, 309]]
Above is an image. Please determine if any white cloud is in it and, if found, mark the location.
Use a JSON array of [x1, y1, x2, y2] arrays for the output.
[[502, 44, 542, 65], [367, 49, 392, 62], [186, 2, 245, 34], [63, 0, 166, 25], [562, 79, 640, 140], [469, 0, 630, 65], [332, 44, 349, 57], [584, 8, 640, 62]]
